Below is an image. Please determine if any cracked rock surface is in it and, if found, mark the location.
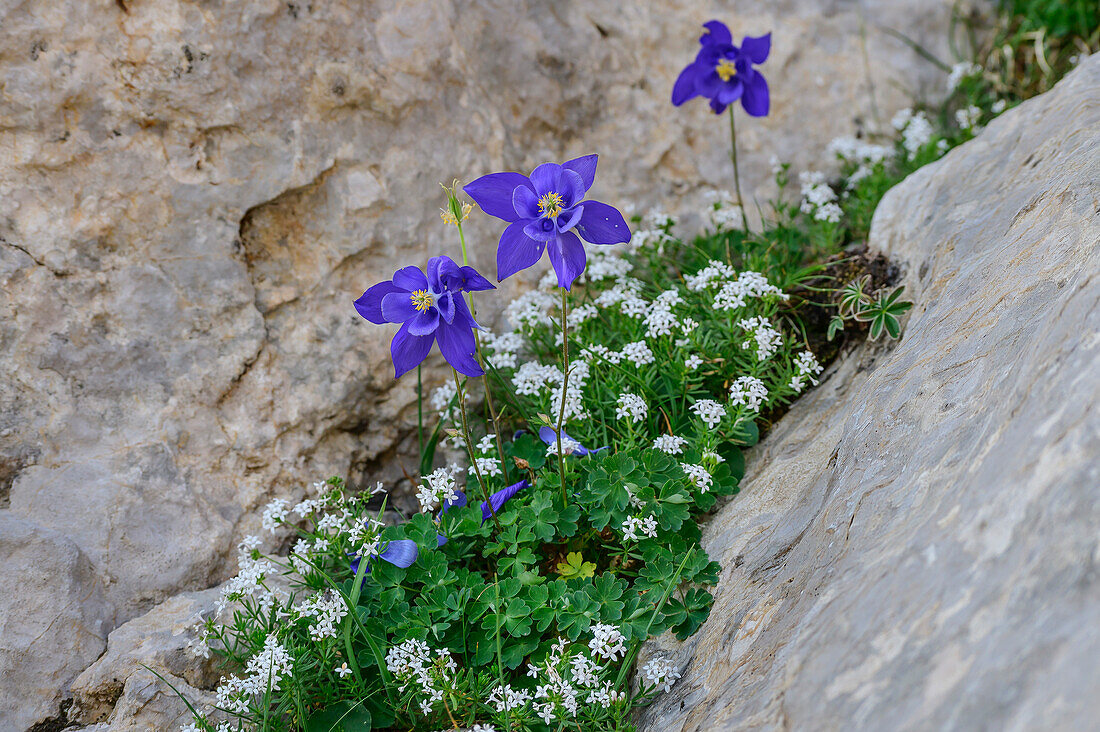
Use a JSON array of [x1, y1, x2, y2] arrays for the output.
[[639, 53, 1100, 732], [0, 0, 974, 728]]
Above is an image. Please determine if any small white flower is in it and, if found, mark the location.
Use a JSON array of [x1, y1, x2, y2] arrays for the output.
[[475, 433, 496, 453], [615, 392, 648, 423], [261, 499, 289, 532], [335, 662, 352, 678], [690, 399, 726, 428], [684, 353, 704, 370], [621, 340, 655, 367], [642, 656, 681, 693], [621, 514, 659, 541], [475, 456, 502, 477], [652, 434, 688, 455], [680, 463, 713, 493], [729, 376, 768, 412], [991, 99, 1007, 114]]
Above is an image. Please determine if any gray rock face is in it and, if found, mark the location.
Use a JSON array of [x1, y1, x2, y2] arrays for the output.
[[0, 514, 115, 731], [640, 54, 1100, 731], [0, 1, 977, 728]]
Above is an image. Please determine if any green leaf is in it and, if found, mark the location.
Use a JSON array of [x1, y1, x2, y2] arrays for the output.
[[555, 551, 596, 580], [828, 314, 845, 341], [304, 701, 372, 732]]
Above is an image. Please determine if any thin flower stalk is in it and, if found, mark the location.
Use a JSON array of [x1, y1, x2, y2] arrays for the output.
[[555, 287, 570, 503], [452, 368, 502, 531]]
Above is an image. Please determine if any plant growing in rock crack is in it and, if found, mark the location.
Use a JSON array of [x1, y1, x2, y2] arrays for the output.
[[176, 5, 1096, 729]]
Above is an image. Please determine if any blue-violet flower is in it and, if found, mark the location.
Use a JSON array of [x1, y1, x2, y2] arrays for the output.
[[463, 155, 631, 290], [672, 21, 771, 116]]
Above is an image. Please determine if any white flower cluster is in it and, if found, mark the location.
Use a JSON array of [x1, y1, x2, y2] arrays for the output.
[[620, 340, 655, 367], [690, 399, 726, 428], [507, 289, 557, 329], [737, 316, 782, 361], [713, 271, 788, 311], [799, 171, 842, 223], [568, 303, 599, 328], [729, 375, 768, 412], [955, 104, 981, 131], [385, 638, 457, 715], [429, 381, 457, 419], [296, 590, 348, 640], [513, 360, 590, 423], [616, 392, 648, 423], [416, 467, 461, 513], [703, 190, 745, 233], [893, 108, 934, 159], [475, 456, 502, 477], [621, 514, 659, 541], [827, 135, 895, 190], [261, 498, 289, 532], [680, 463, 713, 493], [481, 330, 524, 370], [218, 548, 279, 615], [476, 433, 496, 453], [215, 633, 294, 714], [588, 623, 627, 661], [641, 655, 681, 693], [643, 209, 676, 229], [789, 350, 824, 393], [946, 61, 981, 92], [685, 260, 734, 291], [586, 248, 635, 280], [643, 289, 685, 338], [652, 434, 688, 455], [545, 432, 582, 457]]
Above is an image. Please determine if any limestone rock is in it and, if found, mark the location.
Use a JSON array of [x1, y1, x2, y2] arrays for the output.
[[73, 669, 218, 732], [640, 53, 1100, 731], [0, 1, 980, 727], [0, 514, 115, 731], [69, 586, 222, 726]]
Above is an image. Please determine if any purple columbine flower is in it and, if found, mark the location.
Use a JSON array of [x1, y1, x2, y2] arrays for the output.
[[463, 155, 631, 291], [672, 21, 771, 116], [481, 479, 530, 523], [354, 255, 494, 379], [350, 539, 419, 575], [537, 426, 608, 457]]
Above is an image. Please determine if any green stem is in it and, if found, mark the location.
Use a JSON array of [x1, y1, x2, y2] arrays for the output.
[[453, 368, 502, 531], [728, 106, 750, 239], [417, 364, 424, 464], [555, 287, 570, 504]]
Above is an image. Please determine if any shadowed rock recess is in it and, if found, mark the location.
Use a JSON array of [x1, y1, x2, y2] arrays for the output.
[[0, 1, 970, 728], [639, 54, 1100, 732]]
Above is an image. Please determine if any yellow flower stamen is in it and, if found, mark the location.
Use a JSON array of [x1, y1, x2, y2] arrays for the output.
[[410, 289, 434, 312], [538, 191, 564, 218], [716, 58, 737, 82]]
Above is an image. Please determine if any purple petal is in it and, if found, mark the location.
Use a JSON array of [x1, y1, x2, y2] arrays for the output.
[[465, 172, 533, 222], [562, 154, 598, 192], [378, 539, 418, 568], [575, 200, 631, 245], [436, 291, 456, 324], [529, 162, 564, 197], [547, 231, 587, 291], [354, 281, 401, 324], [451, 290, 480, 330], [436, 320, 483, 377], [381, 291, 419, 323], [429, 255, 463, 291], [443, 490, 467, 512], [740, 32, 771, 65], [701, 20, 732, 46], [557, 204, 583, 233], [709, 97, 728, 114], [512, 185, 540, 219], [672, 64, 702, 106], [716, 79, 744, 106], [537, 425, 558, 445], [436, 534, 448, 547], [459, 266, 494, 292], [559, 169, 586, 208], [524, 217, 559, 243], [481, 479, 529, 523], [740, 71, 769, 117], [391, 322, 433, 379], [392, 266, 428, 292], [406, 309, 440, 336], [497, 221, 546, 281]]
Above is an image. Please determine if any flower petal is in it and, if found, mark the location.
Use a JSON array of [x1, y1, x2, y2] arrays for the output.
[[378, 539, 418, 568], [556, 204, 584, 233], [740, 70, 769, 117], [547, 231, 587, 291], [497, 221, 546, 281], [701, 20, 732, 46], [436, 291, 456, 324], [354, 281, 401, 324], [464, 172, 533, 222], [524, 217, 558, 243], [381, 291, 419, 323], [436, 320, 483, 377], [672, 63, 702, 106], [428, 255, 463, 291], [451, 290, 480, 330], [740, 32, 771, 65], [716, 79, 744, 105], [529, 162, 564, 197], [459, 266, 495, 292], [391, 322, 433, 379], [481, 479, 529, 523], [512, 185, 540, 219], [576, 200, 631, 245], [562, 154, 598, 192], [559, 169, 586, 208], [406, 309, 440, 336], [392, 266, 429, 292]]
